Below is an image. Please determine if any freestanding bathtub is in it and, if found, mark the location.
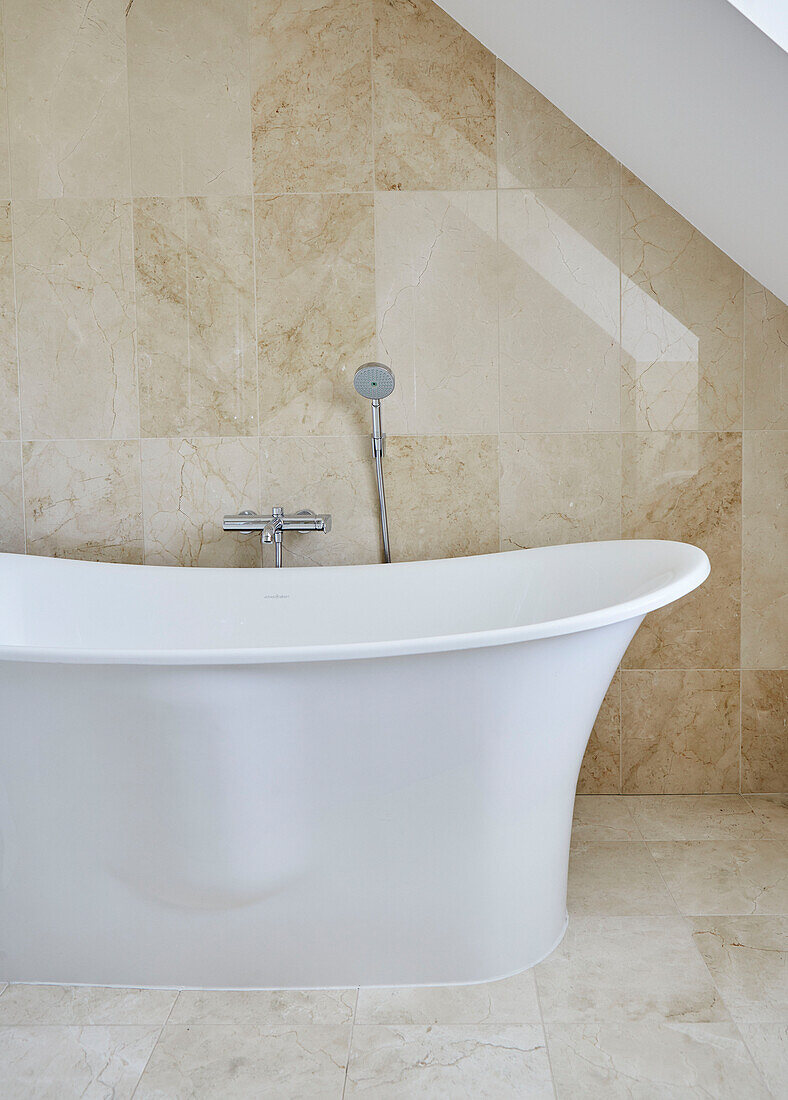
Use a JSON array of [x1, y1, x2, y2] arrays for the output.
[[0, 539, 708, 989]]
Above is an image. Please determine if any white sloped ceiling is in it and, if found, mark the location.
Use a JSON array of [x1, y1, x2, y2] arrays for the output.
[[439, 0, 788, 302]]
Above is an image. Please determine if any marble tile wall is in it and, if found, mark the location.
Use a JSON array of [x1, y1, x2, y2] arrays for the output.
[[0, 0, 784, 793]]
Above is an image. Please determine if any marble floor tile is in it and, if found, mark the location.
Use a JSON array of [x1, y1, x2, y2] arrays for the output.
[[345, 1024, 553, 1098], [0, 984, 176, 1026], [546, 1022, 770, 1099], [567, 842, 678, 915], [625, 795, 772, 841], [0, 1025, 159, 1100], [535, 916, 729, 1023], [746, 794, 788, 840], [649, 840, 788, 915], [169, 988, 356, 1026], [690, 917, 788, 1022], [739, 1023, 788, 1097], [571, 795, 640, 842], [355, 968, 540, 1025], [133, 1023, 350, 1099]]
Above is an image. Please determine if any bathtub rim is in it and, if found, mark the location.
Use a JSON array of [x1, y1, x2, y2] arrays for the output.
[[0, 538, 709, 666]]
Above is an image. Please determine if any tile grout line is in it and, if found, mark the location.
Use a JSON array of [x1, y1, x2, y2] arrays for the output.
[[340, 987, 359, 1100], [532, 961, 559, 1098], [128, 989, 180, 1100]]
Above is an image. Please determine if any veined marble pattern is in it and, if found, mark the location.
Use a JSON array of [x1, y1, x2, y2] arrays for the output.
[[621, 670, 741, 794], [622, 431, 742, 669], [500, 433, 621, 550], [690, 917, 788, 1023], [652, 842, 788, 916], [385, 435, 499, 561], [23, 440, 143, 564], [127, 0, 252, 197], [744, 277, 788, 429], [577, 675, 622, 794], [742, 671, 788, 794], [0, 1026, 160, 1100], [373, 0, 496, 191], [375, 190, 498, 434], [346, 1024, 553, 1098], [498, 186, 621, 432], [621, 171, 743, 431], [0, 203, 18, 439], [256, 194, 375, 436], [141, 437, 261, 567], [134, 1023, 351, 1100], [134, 196, 257, 438], [259, 435, 380, 566], [742, 431, 787, 670], [546, 1022, 771, 1099], [624, 795, 775, 842], [0, 795, 782, 1098], [0, 440, 23, 553], [3, 0, 130, 198], [496, 61, 618, 190], [13, 199, 138, 441], [252, 0, 372, 194], [0, 11, 10, 201]]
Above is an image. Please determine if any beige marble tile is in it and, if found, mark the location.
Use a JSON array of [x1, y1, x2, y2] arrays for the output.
[[346, 1024, 553, 1098], [14, 200, 138, 441], [259, 436, 380, 566], [571, 795, 640, 843], [621, 172, 743, 431], [134, 1023, 350, 1099], [744, 277, 788, 429], [621, 671, 741, 794], [385, 435, 499, 561], [252, 0, 372, 193], [373, 0, 496, 192], [170, 988, 356, 1026], [624, 796, 772, 841], [651, 841, 788, 916], [742, 671, 788, 794], [256, 194, 374, 436], [0, 441, 23, 554], [546, 1022, 770, 1099], [0, 985, 176, 1026], [742, 431, 787, 669], [496, 62, 618, 190], [621, 432, 741, 669], [690, 917, 788, 1022], [0, 1025, 159, 1100], [127, 0, 252, 197], [4, 0, 130, 198], [535, 916, 729, 1023], [355, 970, 541, 1025], [500, 434, 620, 550], [739, 1024, 788, 1095], [142, 438, 261, 567], [745, 795, 788, 841], [135, 197, 257, 438], [0, 203, 18, 440], [499, 187, 621, 431], [568, 842, 677, 916], [375, 190, 498, 434], [0, 11, 10, 201], [23, 441, 143, 564], [577, 675, 622, 794]]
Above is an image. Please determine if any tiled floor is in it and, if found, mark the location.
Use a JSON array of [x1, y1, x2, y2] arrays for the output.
[[0, 794, 785, 1098]]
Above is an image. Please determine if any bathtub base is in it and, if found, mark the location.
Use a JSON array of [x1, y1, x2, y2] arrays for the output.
[[0, 621, 638, 988]]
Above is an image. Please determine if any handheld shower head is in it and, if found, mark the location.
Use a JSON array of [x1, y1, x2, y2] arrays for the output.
[[354, 363, 395, 401]]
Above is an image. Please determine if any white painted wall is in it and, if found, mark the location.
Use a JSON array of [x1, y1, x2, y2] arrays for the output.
[[439, 0, 788, 302]]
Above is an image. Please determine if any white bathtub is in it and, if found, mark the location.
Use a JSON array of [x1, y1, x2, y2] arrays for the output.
[[0, 539, 708, 989]]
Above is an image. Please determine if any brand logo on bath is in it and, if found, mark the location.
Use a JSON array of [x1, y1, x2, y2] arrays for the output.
[[264, 594, 290, 599]]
